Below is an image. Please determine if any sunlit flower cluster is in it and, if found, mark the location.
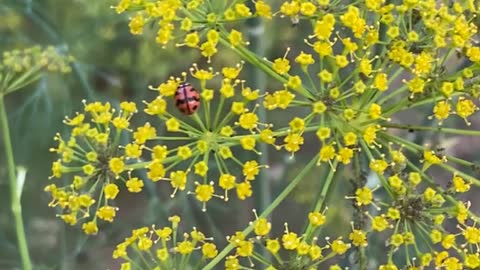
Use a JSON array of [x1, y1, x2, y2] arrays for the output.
[[223, 210, 349, 270], [45, 101, 138, 233], [114, 0, 271, 60], [349, 147, 480, 269], [142, 63, 270, 207], [45, 62, 272, 232], [113, 215, 218, 270]]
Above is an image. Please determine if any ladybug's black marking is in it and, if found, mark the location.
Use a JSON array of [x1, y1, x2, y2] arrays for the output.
[[187, 97, 199, 102], [176, 99, 186, 106]]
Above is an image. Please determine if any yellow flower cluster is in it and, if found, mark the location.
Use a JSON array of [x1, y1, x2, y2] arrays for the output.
[[113, 216, 218, 270], [114, 0, 268, 61], [1, 46, 73, 73], [223, 210, 348, 270], [350, 147, 479, 269], [45, 63, 272, 232], [0, 46, 73, 96], [45, 101, 138, 233], [143, 63, 270, 207]]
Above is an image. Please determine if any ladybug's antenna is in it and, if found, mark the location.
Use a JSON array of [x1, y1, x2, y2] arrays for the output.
[[181, 71, 187, 83]]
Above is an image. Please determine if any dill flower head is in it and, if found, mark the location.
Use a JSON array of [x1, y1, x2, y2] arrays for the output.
[[347, 162, 480, 269], [45, 100, 138, 233], [142, 62, 270, 209], [0, 46, 73, 96], [113, 215, 218, 269], [114, 0, 271, 60], [1, 46, 73, 73], [224, 209, 349, 270]]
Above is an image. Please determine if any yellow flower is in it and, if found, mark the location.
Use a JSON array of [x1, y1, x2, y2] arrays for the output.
[[272, 58, 290, 75], [134, 122, 157, 144], [170, 170, 187, 191], [202, 243, 218, 258], [370, 159, 388, 174], [195, 183, 214, 203], [255, 1, 272, 19], [372, 215, 389, 231], [318, 144, 336, 163], [97, 206, 117, 222], [236, 240, 253, 257], [177, 146, 192, 160], [128, 13, 145, 35], [176, 240, 194, 255], [166, 118, 180, 132], [240, 136, 256, 151], [104, 183, 120, 200], [147, 160, 166, 181], [126, 177, 144, 193], [331, 238, 350, 254], [308, 211, 326, 226], [82, 221, 98, 235], [238, 112, 258, 130], [138, 237, 153, 250], [355, 187, 373, 206], [282, 232, 300, 250], [194, 161, 208, 177], [349, 229, 367, 247], [295, 51, 315, 69], [236, 181, 252, 200], [266, 239, 280, 254], [109, 158, 125, 176], [253, 218, 271, 236], [228, 29, 246, 47]]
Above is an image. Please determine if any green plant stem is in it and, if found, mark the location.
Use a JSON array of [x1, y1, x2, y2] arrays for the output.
[[202, 157, 318, 270], [0, 95, 32, 270], [304, 161, 338, 240], [245, 1, 270, 213], [383, 123, 480, 136], [218, 34, 315, 100]]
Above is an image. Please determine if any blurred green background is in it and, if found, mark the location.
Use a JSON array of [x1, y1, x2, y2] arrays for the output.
[[1, 1, 479, 270]]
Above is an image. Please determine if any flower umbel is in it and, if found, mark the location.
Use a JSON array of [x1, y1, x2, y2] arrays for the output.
[[45, 101, 137, 232]]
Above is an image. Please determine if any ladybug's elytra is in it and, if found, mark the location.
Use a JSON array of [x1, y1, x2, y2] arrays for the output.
[[175, 82, 200, 115]]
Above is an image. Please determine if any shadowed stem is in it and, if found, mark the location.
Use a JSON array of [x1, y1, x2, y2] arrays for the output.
[[0, 95, 32, 270], [303, 161, 338, 241], [202, 157, 318, 270], [245, 1, 270, 214]]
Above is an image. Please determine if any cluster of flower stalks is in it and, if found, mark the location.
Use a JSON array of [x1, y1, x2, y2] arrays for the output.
[[44, 0, 480, 269]]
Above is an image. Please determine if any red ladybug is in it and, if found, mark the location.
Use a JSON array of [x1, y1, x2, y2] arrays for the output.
[[175, 82, 200, 115]]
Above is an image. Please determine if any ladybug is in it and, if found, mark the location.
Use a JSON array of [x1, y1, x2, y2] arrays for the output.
[[174, 82, 200, 115]]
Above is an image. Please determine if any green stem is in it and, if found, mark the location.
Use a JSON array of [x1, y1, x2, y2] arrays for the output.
[[245, 1, 270, 214], [218, 33, 315, 100], [304, 161, 338, 240], [0, 96, 32, 270], [383, 123, 480, 136], [202, 156, 318, 270]]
